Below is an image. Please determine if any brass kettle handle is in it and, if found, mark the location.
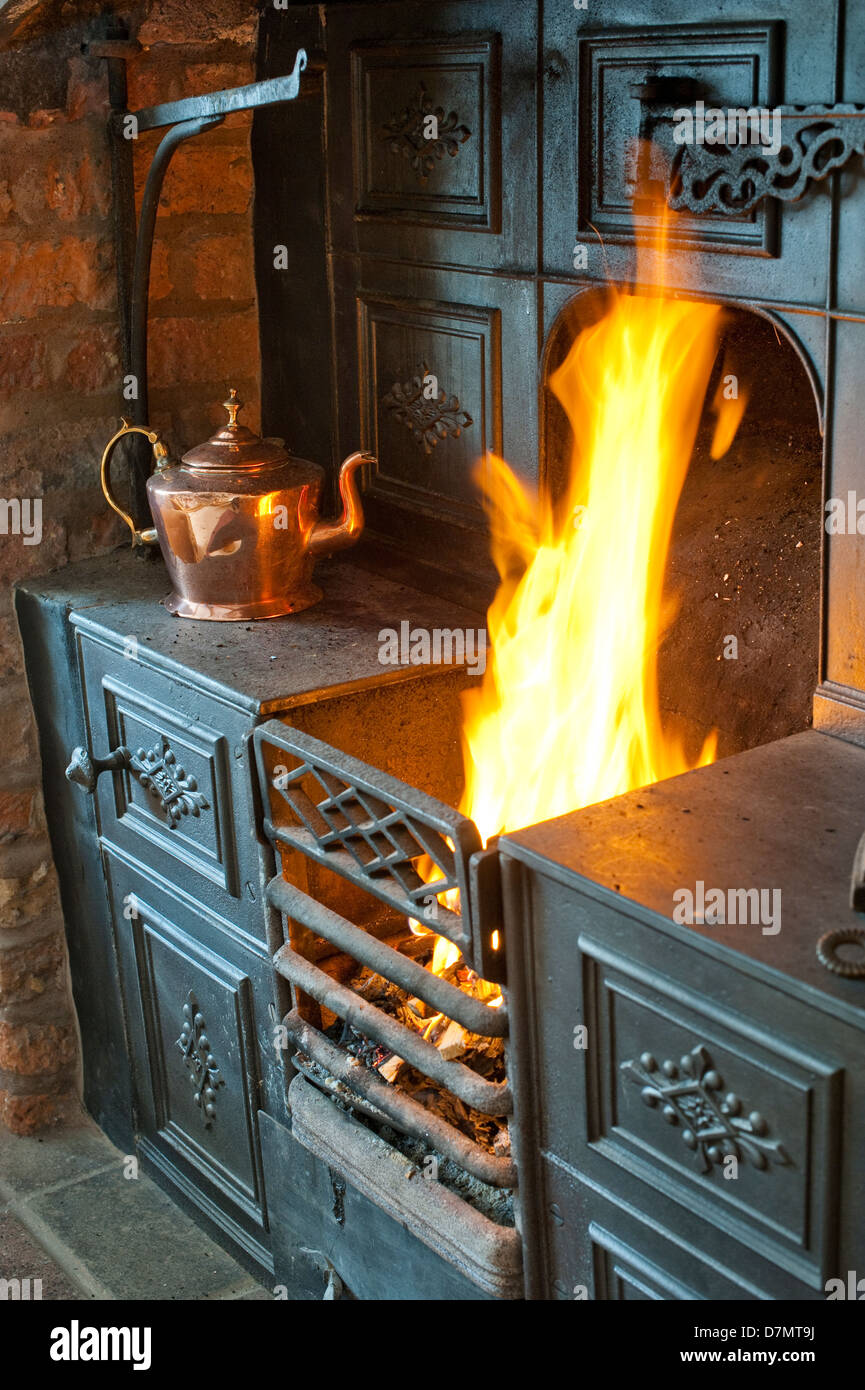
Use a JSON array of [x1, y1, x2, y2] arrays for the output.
[[101, 419, 170, 548]]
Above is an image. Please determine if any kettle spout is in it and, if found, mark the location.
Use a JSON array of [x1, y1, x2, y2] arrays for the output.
[[306, 450, 375, 557]]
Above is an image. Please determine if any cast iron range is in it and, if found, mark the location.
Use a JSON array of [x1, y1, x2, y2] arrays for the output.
[[80, 8, 865, 1300], [245, 57, 865, 1299]]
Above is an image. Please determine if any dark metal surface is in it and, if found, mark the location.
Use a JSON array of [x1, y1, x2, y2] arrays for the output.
[[503, 731, 865, 1017], [66, 736, 210, 828], [129, 54, 308, 135], [129, 114, 224, 434], [850, 828, 865, 912], [817, 928, 865, 979], [19, 552, 488, 1285], [54, 549, 484, 718], [260, 1108, 519, 1300], [667, 106, 865, 215], [287, 1075, 522, 1295], [13, 579, 135, 1149], [255, 718, 517, 1214], [502, 731, 865, 1299], [93, 15, 149, 525], [112, 49, 308, 523], [255, 722, 482, 961], [275, 948, 510, 1115]]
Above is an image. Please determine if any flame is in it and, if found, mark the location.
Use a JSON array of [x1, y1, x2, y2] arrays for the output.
[[460, 212, 728, 844], [709, 359, 749, 461], [409, 206, 748, 1029]]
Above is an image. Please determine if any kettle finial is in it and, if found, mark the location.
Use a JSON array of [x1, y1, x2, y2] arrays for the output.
[[223, 388, 243, 429]]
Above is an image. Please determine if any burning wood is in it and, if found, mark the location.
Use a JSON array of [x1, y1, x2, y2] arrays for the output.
[[436, 1021, 469, 1061], [324, 933, 508, 1156]]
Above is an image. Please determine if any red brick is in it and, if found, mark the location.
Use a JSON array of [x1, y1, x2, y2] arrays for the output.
[[0, 333, 47, 390], [0, 518, 65, 589], [138, 0, 257, 46], [148, 310, 258, 388], [66, 502, 126, 563], [62, 324, 122, 394], [0, 727, 36, 774], [0, 1091, 70, 1134], [0, 854, 56, 931], [0, 689, 35, 763], [4, 161, 43, 223], [0, 932, 65, 1003], [126, 56, 187, 112], [46, 150, 111, 222], [0, 236, 114, 317], [5, 140, 111, 225], [0, 1020, 76, 1075], [187, 232, 255, 300], [0, 790, 33, 836], [27, 110, 64, 130], [66, 58, 108, 122], [186, 60, 254, 92], [149, 143, 253, 216]]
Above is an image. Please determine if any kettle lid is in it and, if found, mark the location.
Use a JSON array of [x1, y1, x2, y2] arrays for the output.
[[182, 389, 289, 468]]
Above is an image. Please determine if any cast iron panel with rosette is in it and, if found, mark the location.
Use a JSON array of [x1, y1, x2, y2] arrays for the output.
[[579, 939, 841, 1289], [358, 294, 502, 526], [578, 22, 780, 255], [351, 38, 501, 229], [120, 889, 267, 1230], [97, 676, 238, 896]]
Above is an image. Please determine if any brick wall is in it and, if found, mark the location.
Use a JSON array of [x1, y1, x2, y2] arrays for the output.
[[0, 0, 261, 1133]]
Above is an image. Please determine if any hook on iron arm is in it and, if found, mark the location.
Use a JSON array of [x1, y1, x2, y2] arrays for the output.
[[107, 49, 309, 528]]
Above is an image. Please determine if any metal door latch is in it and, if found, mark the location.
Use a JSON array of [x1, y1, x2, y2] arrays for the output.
[[66, 736, 209, 828]]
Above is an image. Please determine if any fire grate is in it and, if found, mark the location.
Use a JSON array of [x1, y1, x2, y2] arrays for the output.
[[253, 721, 516, 1194], [253, 722, 485, 963]]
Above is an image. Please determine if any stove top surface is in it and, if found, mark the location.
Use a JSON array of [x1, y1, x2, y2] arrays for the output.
[[24, 548, 485, 715], [503, 730, 865, 1020]]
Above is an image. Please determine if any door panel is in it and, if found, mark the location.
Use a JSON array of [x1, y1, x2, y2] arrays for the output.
[[102, 852, 274, 1262]]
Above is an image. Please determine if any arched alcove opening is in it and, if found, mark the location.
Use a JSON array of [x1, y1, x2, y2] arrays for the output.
[[541, 295, 823, 762]]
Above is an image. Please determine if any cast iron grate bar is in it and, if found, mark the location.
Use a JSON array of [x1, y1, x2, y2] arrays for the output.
[[254, 722, 484, 962], [268, 879, 508, 1038], [283, 1009, 515, 1188], [255, 722, 514, 1193], [273, 942, 510, 1116]]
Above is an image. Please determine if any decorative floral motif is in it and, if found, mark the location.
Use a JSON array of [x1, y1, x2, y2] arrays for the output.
[[379, 83, 471, 182], [621, 1044, 791, 1174], [669, 104, 865, 214], [130, 738, 209, 829], [177, 991, 224, 1127], [382, 364, 473, 454]]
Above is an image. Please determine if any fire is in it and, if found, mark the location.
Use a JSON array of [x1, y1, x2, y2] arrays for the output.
[[709, 359, 749, 461], [414, 209, 746, 1012], [460, 216, 731, 844]]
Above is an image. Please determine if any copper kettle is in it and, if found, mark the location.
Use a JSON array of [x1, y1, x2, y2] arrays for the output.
[[100, 390, 376, 621]]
